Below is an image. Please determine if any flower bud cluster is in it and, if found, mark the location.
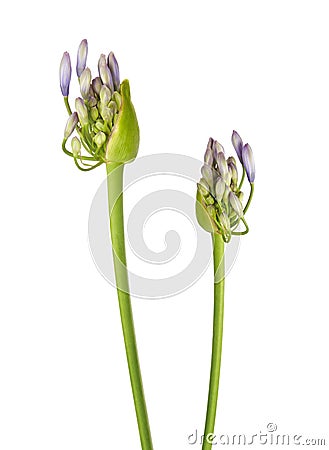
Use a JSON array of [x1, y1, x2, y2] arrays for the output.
[[197, 131, 255, 242], [59, 39, 139, 170]]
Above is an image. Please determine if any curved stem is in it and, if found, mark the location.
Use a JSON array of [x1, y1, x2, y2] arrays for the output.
[[64, 96, 72, 115], [106, 162, 153, 450], [238, 167, 245, 191], [202, 233, 225, 450], [243, 182, 254, 215]]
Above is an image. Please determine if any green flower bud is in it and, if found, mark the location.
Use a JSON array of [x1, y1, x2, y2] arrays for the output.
[[64, 112, 78, 139], [100, 85, 112, 105], [100, 105, 113, 123], [95, 121, 107, 132], [90, 106, 99, 121], [105, 79, 140, 163], [75, 97, 89, 127], [79, 68, 92, 99], [219, 212, 231, 242], [94, 131, 107, 148], [229, 191, 243, 218], [112, 91, 122, 110], [71, 136, 81, 157]]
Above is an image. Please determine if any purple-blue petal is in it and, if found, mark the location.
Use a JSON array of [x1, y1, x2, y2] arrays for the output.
[[242, 143, 255, 183], [231, 130, 243, 163], [107, 52, 120, 91], [76, 39, 88, 77], [60, 52, 72, 96]]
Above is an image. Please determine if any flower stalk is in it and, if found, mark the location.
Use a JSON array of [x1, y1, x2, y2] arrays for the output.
[[196, 131, 255, 449], [106, 162, 153, 450], [203, 233, 225, 450], [59, 39, 153, 450]]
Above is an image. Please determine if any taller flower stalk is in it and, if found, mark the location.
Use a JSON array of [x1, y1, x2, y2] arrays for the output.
[[59, 40, 153, 450], [196, 132, 255, 450]]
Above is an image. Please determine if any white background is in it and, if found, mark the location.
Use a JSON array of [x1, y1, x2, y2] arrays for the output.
[[1, 0, 329, 449]]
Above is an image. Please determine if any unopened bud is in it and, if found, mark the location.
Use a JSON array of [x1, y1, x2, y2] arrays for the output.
[[79, 68, 92, 99], [100, 85, 112, 105], [227, 157, 238, 187], [213, 140, 224, 156], [215, 176, 226, 202], [64, 112, 78, 139], [219, 212, 230, 232], [75, 97, 89, 127], [93, 131, 106, 148], [107, 52, 120, 91], [216, 152, 228, 180], [229, 191, 243, 218], [242, 143, 255, 183], [98, 54, 114, 92], [201, 164, 215, 190], [92, 77, 102, 96], [76, 39, 88, 77], [100, 106, 113, 123], [90, 107, 99, 121], [204, 147, 214, 166], [112, 91, 122, 110], [71, 136, 81, 157], [59, 52, 72, 96], [232, 130, 243, 163], [95, 121, 106, 132]]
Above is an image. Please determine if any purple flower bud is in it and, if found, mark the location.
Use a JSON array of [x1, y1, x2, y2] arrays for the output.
[[204, 148, 214, 165], [98, 54, 114, 92], [64, 112, 78, 139], [75, 97, 89, 127], [242, 143, 255, 183], [92, 77, 102, 96], [227, 157, 238, 187], [231, 130, 243, 163], [229, 191, 243, 218], [79, 68, 92, 100], [59, 52, 72, 96], [213, 140, 224, 157], [76, 39, 88, 77], [108, 52, 120, 91], [207, 137, 214, 151]]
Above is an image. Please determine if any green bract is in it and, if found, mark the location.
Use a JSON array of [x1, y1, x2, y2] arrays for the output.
[[195, 190, 216, 234], [105, 80, 140, 163]]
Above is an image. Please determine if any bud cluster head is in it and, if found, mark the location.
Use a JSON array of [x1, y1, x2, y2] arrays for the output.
[[197, 132, 255, 242], [60, 39, 140, 167]]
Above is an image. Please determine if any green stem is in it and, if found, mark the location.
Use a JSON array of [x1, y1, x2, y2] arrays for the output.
[[106, 162, 153, 450], [202, 233, 225, 450], [243, 182, 254, 215]]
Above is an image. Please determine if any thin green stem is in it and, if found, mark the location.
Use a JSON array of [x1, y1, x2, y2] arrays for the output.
[[106, 162, 153, 450], [64, 96, 72, 115], [238, 167, 245, 191], [243, 182, 254, 215], [202, 233, 225, 450]]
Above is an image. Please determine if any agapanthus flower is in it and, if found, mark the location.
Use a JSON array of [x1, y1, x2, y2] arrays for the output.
[[196, 132, 255, 242], [59, 39, 139, 171]]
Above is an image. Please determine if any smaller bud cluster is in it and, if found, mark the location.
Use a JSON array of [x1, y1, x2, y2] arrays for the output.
[[197, 131, 255, 242], [59, 39, 124, 171]]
